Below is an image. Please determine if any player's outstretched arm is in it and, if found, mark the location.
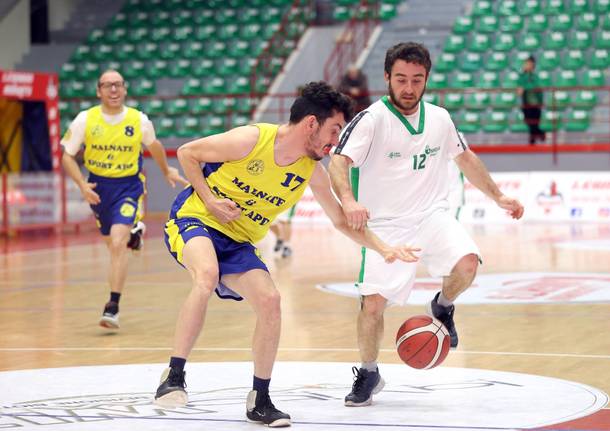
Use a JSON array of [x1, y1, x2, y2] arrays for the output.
[[310, 163, 419, 263], [455, 149, 524, 219], [328, 153, 370, 231], [176, 126, 259, 223]]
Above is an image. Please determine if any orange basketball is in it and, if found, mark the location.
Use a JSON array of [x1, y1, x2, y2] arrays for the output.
[[395, 315, 450, 369]]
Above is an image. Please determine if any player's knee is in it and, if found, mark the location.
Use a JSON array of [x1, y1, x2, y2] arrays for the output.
[[258, 289, 281, 316], [456, 253, 478, 277], [362, 296, 385, 318], [109, 236, 128, 254], [191, 268, 219, 296]]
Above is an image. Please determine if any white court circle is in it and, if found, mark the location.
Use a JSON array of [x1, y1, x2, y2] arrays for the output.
[[0, 362, 606, 430]]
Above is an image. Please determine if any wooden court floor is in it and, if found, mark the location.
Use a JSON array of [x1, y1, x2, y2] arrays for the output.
[[1, 218, 609, 404]]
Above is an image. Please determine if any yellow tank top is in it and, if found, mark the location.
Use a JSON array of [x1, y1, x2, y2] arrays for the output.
[[84, 106, 143, 178], [175, 123, 316, 243]]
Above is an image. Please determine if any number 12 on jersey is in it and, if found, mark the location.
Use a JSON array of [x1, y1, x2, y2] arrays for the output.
[[412, 154, 427, 170]]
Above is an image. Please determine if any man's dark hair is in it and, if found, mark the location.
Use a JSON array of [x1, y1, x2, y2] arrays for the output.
[[526, 55, 536, 63], [384, 42, 432, 76], [289, 81, 353, 124]]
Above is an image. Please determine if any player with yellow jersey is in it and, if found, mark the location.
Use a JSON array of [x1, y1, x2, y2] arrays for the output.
[[61, 70, 186, 330], [153, 82, 420, 427]]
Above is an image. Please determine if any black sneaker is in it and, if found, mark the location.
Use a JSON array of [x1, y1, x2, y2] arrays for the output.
[[273, 239, 284, 253], [428, 292, 458, 348], [344, 366, 385, 407], [127, 221, 146, 250], [154, 367, 187, 408], [281, 246, 292, 258], [246, 390, 291, 427], [99, 301, 119, 329]]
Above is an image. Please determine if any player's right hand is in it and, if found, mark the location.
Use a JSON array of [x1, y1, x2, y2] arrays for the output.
[[342, 200, 370, 231], [80, 182, 100, 205], [208, 198, 241, 224]]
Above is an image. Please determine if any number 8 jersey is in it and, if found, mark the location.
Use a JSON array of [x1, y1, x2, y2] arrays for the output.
[[170, 123, 315, 244], [334, 98, 467, 225]]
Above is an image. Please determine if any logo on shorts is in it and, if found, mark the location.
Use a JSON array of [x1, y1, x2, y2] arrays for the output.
[[247, 159, 265, 176], [120, 203, 136, 217]]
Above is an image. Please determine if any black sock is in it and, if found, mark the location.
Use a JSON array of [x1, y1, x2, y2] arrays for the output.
[[169, 356, 186, 372], [110, 292, 121, 304], [253, 376, 270, 395], [274, 239, 284, 252]]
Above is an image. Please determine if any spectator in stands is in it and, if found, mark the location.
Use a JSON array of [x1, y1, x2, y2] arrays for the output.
[[517, 56, 545, 145], [61, 69, 186, 330], [338, 64, 371, 113]]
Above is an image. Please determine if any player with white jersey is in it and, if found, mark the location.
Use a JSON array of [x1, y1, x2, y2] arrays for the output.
[[329, 42, 524, 407]]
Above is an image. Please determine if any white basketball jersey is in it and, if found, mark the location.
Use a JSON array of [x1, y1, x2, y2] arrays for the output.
[[334, 97, 467, 225]]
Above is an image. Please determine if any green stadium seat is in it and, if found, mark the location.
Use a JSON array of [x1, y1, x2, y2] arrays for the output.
[[556, 70, 578, 87], [105, 28, 127, 44], [160, 42, 181, 60], [151, 27, 171, 42], [125, 98, 140, 110], [131, 12, 150, 27], [192, 9, 215, 25], [237, 8, 261, 24], [231, 114, 251, 128], [544, 32, 567, 50], [466, 91, 491, 110], [576, 13, 598, 31], [582, 69, 606, 86], [379, 3, 398, 20], [574, 90, 598, 108], [333, 5, 351, 21], [568, 0, 589, 13], [131, 79, 156, 96], [453, 16, 474, 34], [518, 33, 540, 51], [173, 26, 194, 42], [519, 0, 541, 15], [595, 0, 610, 12], [435, 53, 457, 73], [168, 59, 192, 78], [504, 70, 521, 88], [190, 59, 215, 77], [227, 40, 250, 58], [478, 71, 500, 88], [140, 99, 165, 116], [527, 14, 548, 32], [78, 99, 95, 112], [562, 50, 585, 70], [501, 15, 524, 32], [486, 52, 509, 71], [602, 12, 610, 29], [87, 29, 104, 44], [541, 110, 562, 131], [108, 12, 127, 29], [538, 70, 553, 87], [428, 73, 448, 89], [171, 10, 194, 27], [194, 24, 216, 41], [182, 78, 202, 95], [493, 34, 516, 51], [538, 50, 560, 70], [565, 110, 590, 132], [510, 51, 533, 70], [478, 16, 498, 33], [128, 28, 149, 43], [166, 98, 190, 116], [91, 44, 113, 62], [240, 23, 262, 41], [203, 77, 227, 95], [460, 52, 483, 72], [443, 93, 464, 111], [182, 41, 204, 59], [236, 97, 256, 114], [214, 9, 238, 25], [422, 93, 439, 105], [589, 49, 610, 68], [549, 90, 571, 110], [176, 116, 201, 138], [569, 31, 592, 49], [155, 117, 176, 138], [596, 31, 610, 48], [260, 7, 282, 23], [550, 14, 572, 31], [509, 110, 529, 132], [216, 58, 240, 76], [60, 62, 77, 81], [493, 91, 518, 110], [457, 111, 481, 133], [190, 97, 213, 114], [60, 81, 87, 98], [469, 34, 490, 52], [472, 0, 493, 16], [147, 59, 169, 78], [58, 100, 72, 119], [206, 41, 227, 59], [218, 24, 239, 41], [544, 0, 565, 14], [482, 110, 508, 133], [498, 0, 518, 15], [123, 60, 145, 80], [202, 115, 226, 136], [451, 72, 474, 88], [444, 35, 466, 53], [138, 42, 159, 60], [213, 97, 238, 114]]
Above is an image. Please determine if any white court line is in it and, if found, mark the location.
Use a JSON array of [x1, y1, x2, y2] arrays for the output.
[[1, 347, 610, 360]]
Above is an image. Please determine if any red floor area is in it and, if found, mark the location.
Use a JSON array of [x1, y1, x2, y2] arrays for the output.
[[538, 409, 610, 430]]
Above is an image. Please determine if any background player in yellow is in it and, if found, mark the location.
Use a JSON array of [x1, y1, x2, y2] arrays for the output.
[[153, 82, 420, 427], [61, 70, 186, 329]]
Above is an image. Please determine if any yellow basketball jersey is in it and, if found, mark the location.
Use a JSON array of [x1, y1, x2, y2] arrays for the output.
[[84, 106, 143, 178], [172, 123, 316, 243]]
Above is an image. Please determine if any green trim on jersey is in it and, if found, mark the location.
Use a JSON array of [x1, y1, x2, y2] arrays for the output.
[[350, 167, 360, 200], [358, 247, 366, 283], [381, 96, 425, 135]]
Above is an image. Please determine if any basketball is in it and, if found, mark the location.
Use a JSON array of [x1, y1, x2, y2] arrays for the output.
[[395, 315, 450, 369]]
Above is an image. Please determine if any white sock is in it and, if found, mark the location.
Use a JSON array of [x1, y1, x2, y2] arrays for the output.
[[362, 361, 378, 372], [437, 292, 453, 307]]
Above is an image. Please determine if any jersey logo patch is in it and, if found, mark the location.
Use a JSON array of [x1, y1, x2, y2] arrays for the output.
[[91, 125, 104, 137], [119, 203, 136, 217], [388, 151, 402, 159], [247, 159, 265, 176]]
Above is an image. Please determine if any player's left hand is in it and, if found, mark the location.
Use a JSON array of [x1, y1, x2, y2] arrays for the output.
[[496, 195, 524, 219], [165, 166, 188, 188], [382, 245, 421, 264]]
